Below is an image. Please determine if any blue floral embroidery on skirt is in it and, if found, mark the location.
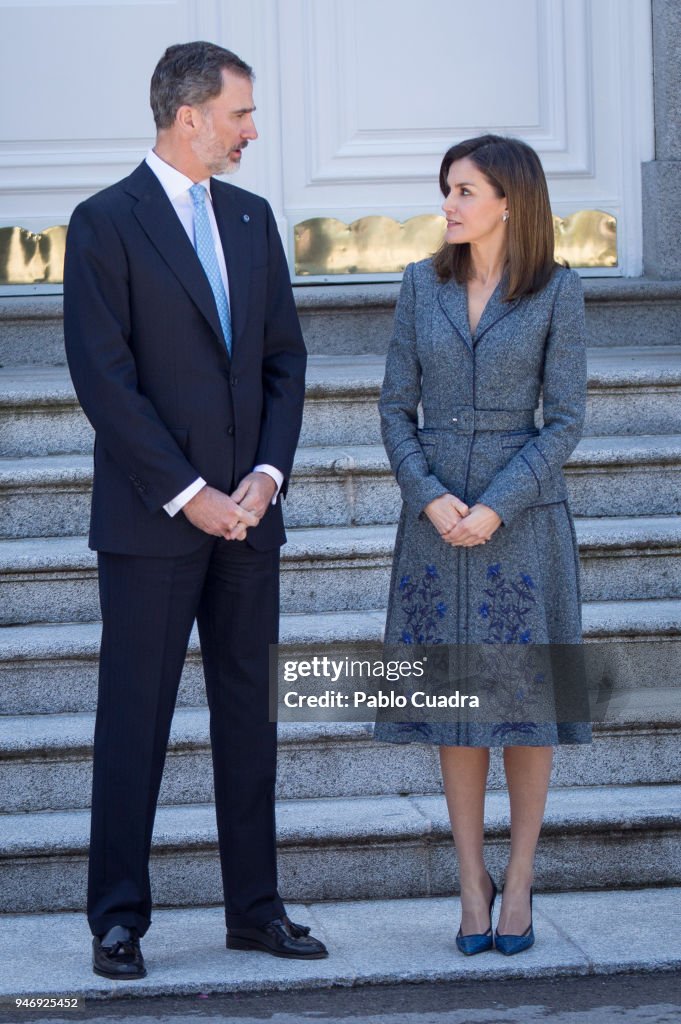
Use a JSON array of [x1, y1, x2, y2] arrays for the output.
[[477, 563, 542, 739], [400, 565, 447, 644], [479, 563, 537, 643]]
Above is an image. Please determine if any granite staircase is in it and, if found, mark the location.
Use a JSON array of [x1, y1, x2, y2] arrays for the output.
[[1, 281, 680, 919]]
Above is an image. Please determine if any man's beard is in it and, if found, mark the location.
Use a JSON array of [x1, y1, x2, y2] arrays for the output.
[[220, 156, 240, 176], [193, 137, 247, 176], [204, 151, 241, 176]]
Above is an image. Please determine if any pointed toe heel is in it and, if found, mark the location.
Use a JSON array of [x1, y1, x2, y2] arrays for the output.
[[495, 887, 534, 955], [455, 872, 497, 956], [456, 927, 494, 956]]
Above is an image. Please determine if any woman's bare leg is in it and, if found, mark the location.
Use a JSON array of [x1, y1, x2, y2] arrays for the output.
[[440, 746, 495, 934], [497, 744, 553, 934]]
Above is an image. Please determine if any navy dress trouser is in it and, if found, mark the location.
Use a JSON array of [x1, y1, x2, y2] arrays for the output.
[[87, 538, 284, 938]]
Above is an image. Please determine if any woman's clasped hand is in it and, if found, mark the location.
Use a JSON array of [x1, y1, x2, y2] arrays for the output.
[[424, 494, 502, 546]]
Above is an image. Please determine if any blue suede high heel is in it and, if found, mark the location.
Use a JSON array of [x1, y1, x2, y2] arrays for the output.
[[495, 887, 534, 955], [455, 872, 497, 955]]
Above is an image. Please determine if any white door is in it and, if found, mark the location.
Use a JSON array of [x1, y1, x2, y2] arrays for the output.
[[0, 0, 654, 287]]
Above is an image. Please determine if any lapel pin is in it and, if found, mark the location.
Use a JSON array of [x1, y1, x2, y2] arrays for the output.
[[241, 214, 250, 223]]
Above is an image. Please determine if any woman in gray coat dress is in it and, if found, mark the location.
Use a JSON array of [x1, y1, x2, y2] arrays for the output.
[[376, 135, 589, 955]]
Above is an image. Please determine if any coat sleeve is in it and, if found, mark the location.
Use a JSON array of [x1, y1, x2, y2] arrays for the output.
[[379, 263, 449, 515], [63, 200, 200, 513], [476, 268, 587, 527], [252, 201, 307, 497]]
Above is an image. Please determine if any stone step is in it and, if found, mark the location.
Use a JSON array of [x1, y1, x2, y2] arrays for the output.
[[1, 687, 679, 814], [0, 598, 678, 716], [0, 446, 397, 538], [0, 783, 678, 913], [0, 296, 65, 368], [301, 279, 681, 353], [2, 888, 680, 1001], [2, 434, 681, 539], [2, 348, 681, 457], [585, 345, 681, 433], [2, 279, 681, 367], [566, 434, 681, 516], [582, 278, 681, 348], [0, 525, 394, 624], [299, 355, 382, 445], [0, 453, 93, 538], [0, 358, 388, 456], [0, 610, 387, 715], [1, 517, 680, 625], [576, 515, 681, 601], [312, 440, 681, 530], [0, 365, 92, 457], [285, 345, 681, 440]]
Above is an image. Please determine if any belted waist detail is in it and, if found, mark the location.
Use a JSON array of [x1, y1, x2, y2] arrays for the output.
[[425, 408, 537, 435]]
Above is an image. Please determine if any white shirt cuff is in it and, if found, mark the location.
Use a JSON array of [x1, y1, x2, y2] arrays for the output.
[[164, 477, 206, 517], [254, 464, 284, 504]]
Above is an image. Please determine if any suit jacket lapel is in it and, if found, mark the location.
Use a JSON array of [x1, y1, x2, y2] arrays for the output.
[[212, 183, 251, 355], [437, 279, 473, 351], [126, 163, 226, 351]]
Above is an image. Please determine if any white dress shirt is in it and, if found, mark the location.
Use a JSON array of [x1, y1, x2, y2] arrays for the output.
[[144, 149, 283, 516]]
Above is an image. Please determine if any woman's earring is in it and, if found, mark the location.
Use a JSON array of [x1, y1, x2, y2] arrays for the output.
[[502, 212, 509, 223]]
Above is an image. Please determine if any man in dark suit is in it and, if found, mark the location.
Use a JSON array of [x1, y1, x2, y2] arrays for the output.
[[64, 41, 327, 979]]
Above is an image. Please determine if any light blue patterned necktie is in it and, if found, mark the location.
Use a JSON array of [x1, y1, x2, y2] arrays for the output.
[[189, 182, 232, 354]]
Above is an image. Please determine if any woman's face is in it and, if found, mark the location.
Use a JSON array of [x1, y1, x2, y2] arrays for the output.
[[442, 156, 508, 247]]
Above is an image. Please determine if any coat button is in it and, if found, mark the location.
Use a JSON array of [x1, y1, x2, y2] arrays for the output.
[[242, 214, 250, 223], [231, 376, 239, 386], [227, 425, 234, 436]]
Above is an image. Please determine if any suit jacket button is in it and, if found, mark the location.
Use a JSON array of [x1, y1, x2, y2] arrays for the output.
[[231, 376, 239, 386], [227, 425, 234, 436]]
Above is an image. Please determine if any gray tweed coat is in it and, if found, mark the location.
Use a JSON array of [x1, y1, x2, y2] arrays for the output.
[[376, 258, 590, 746]]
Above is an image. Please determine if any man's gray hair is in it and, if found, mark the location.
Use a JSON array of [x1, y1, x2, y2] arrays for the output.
[[150, 41, 253, 130]]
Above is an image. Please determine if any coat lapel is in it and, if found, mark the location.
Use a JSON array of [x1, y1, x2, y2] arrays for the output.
[[211, 183, 251, 356], [473, 279, 521, 346], [437, 279, 473, 352], [437, 273, 522, 351], [126, 163, 226, 352]]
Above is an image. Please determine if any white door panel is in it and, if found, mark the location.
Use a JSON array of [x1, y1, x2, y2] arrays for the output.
[[0, 0, 655, 282]]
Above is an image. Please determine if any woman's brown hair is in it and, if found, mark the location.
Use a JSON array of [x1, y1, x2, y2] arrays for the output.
[[432, 134, 558, 300]]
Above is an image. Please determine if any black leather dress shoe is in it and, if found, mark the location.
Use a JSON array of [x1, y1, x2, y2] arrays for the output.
[[92, 925, 147, 979], [226, 916, 328, 959]]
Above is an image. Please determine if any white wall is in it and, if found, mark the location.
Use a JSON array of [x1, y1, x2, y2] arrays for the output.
[[0, 0, 654, 276]]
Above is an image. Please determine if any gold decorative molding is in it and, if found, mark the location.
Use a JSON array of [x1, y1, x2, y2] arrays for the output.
[[0, 225, 67, 285], [0, 209, 617, 284], [294, 210, 617, 276], [552, 209, 617, 268], [294, 215, 444, 276]]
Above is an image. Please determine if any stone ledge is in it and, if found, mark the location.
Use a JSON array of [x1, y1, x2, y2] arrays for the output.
[[3, 277, 681, 323], [0, 598, 679, 663], [2, 686, 679, 762], [2, 784, 680, 859], [2, 888, 680, 1000], [2, 516, 680, 575]]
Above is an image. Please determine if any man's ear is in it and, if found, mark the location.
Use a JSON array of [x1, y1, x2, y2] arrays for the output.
[[176, 104, 198, 134]]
